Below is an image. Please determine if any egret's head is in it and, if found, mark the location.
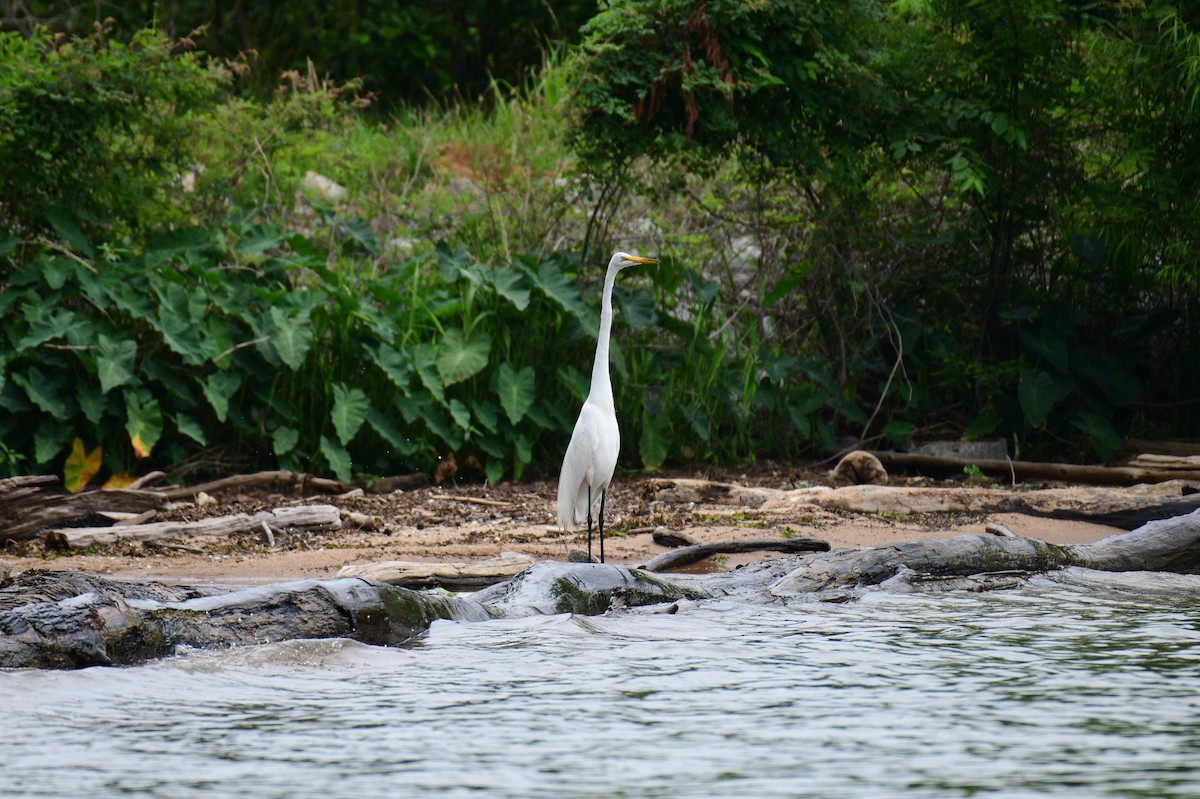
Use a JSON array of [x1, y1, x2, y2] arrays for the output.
[[610, 251, 659, 270]]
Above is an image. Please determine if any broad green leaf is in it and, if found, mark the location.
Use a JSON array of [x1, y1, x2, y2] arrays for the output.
[[448, 398, 471, 431], [681, 403, 710, 440], [331, 383, 370, 445], [176, 413, 208, 446], [366, 407, 417, 454], [639, 411, 670, 472], [63, 437, 102, 493], [47, 206, 94, 260], [319, 435, 353, 483], [484, 458, 504, 486], [77, 383, 107, 424], [201, 317, 235, 367], [1019, 327, 1069, 373], [882, 421, 915, 446], [16, 307, 86, 352], [13, 367, 70, 419], [472, 399, 499, 434], [34, 419, 72, 466], [96, 335, 137, 393], [532, 258, 594, 330], [558, 364, 590, 404], [490, 266, 531, 310], [412, 343, 445, 403], [155, 284, 206, 365], [512, 433, 532, 481], [202, 371, 242, 422], [369, 343, 413, 389], [613, 286, 657, 329], [497, 363, 536, 425], [235, 222, 284, 255], [338, 216, 379, 255], [269, 306, 314, 370], [1018, 368, 1071, 427], [272, 425, 299, 456], [437, 328, 491, 386], [1072, 412, 1121, 463], [964, 406, 1001, 440], [125, 390, 163, 458]]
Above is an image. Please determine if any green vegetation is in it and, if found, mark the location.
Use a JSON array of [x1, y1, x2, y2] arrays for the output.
[[2, 3, 1197, 488]]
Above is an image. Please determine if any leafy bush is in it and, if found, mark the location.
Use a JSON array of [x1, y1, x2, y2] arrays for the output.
[[0, 209, 849, 485], [0, 26, 229, 240]]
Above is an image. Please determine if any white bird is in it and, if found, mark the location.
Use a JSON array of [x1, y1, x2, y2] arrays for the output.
[[557, 251, 658, 563]]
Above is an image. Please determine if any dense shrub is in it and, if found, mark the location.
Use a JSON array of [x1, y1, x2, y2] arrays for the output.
[[0, 27, 229, 240]]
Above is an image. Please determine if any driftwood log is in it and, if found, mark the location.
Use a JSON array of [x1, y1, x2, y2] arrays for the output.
[[146, 469, 427, 500], [43, 505, 343, 550], [3, 510, 1198, 669], [872, 450, 1200, 485], [337, 553, 537, 589], [649, 477, 1200, 530], [0, 475, 169, 543], [638, 536, 830, 573]]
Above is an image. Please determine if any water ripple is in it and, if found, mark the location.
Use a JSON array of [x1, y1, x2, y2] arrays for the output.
[[3, 569, 1200, 798]]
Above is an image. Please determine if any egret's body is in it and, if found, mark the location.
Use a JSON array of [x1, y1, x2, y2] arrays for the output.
[[557, 251, 658, 562]]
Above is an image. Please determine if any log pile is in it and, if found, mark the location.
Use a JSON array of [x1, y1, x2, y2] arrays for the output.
[[0, 475, 168, 543]]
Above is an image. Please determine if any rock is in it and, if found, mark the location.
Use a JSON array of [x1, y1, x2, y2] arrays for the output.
[[829, 450, 889, 486]]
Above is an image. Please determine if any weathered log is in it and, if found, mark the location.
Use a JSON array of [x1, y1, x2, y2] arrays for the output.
[[338, 553, 536, 588], [1125, 454, 1200, 471], [768, 510, 1200, 596], [0, 475, 169, 542], [43, 505, 342, 550], [873, 450, 1200, 485], [647, 478, 784, 507], [150, 470, 346, 500], [652, 477, 1199, 530], [0, 569, 495, 669], [638, 536, 831, 573], [5, 510, 1198, 669]]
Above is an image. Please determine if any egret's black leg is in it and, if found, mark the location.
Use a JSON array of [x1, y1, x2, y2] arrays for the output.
[[586, 485, 593, 562], [598, 488, 607, 563]]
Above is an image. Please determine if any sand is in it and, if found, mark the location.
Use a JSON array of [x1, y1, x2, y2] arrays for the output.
[[1, 465, 1128, 586]]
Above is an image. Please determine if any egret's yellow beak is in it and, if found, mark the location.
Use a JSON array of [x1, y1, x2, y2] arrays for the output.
[[626, 255, 659, 265]]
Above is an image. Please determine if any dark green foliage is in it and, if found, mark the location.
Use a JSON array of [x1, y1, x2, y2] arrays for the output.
[[569, 0, 1200, 459], [8, 0, 597, 107], [0, 27, 228, 240], [0, 213, 843, 482], [570, 0, 890, 175]]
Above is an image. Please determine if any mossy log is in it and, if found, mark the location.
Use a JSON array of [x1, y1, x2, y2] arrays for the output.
[[3, 511, 1197, 670]]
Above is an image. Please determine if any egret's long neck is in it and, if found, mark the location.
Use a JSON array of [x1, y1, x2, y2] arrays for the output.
[[589, 263, 619, 407]]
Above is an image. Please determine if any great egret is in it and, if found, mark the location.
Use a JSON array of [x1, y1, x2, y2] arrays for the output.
[[556, 251, 658, 563]]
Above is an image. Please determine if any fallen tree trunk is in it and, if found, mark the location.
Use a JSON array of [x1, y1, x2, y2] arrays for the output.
[[0, 475, 169, 543], [638, 536, 830, 573], [4, 511, 1197, 669], [147, 470, 428, 500], [872, 450, 1200, 485], [43, 505, 342, 550], [651, 478, 1200, 530]]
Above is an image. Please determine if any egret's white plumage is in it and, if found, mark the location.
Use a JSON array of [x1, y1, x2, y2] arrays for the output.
[[556, 251, 658, 562]]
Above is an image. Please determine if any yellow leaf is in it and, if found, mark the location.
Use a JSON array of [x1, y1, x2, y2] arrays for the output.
[[131, 432, 151, 459], [64, 437, 102, 493], [102, 473, 137, 489]]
